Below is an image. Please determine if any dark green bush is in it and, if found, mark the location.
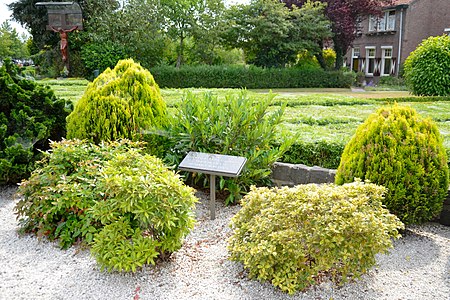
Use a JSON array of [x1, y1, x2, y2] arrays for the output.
[[278, 140, 344, 169], [378, 76, 405, 87], [372, 96, 450, 103], [228, 181, 404, 294], [0, 59, 71, 184], [80, 42, 127, 78], [335, 104, 449, 224], [16, 139, 197, 272], [150, 65, 354, 89], [404, 35, 450, 96], [159, 91, 291, 204], [66, 59, 168, 144]]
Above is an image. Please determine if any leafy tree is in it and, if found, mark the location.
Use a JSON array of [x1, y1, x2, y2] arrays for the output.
[[8, 0, 56, 51], [282, 0, 393, 69], [223, 0, 331, 68], [9, 0, 123, 76], [0, 21, 29, 59], [189, 0, 228, 65], [158, 0, 225, 68]]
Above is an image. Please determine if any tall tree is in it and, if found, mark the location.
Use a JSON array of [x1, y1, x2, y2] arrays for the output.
[[9, 0, 120, 51], [282, 0, 393, 69], [223, 0, 331, 68], [159, 0, 225, 68], [0, 21, 29, 59], [190, 0, 227, 65]]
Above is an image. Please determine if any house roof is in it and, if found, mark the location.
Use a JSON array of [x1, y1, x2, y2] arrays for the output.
[[391, 0, 413, 5]]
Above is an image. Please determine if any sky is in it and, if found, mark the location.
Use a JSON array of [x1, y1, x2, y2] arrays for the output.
[[0, 0, 29, 36]]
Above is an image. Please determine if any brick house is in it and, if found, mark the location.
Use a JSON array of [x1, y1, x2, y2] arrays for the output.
[[345, 0, 450, 84]]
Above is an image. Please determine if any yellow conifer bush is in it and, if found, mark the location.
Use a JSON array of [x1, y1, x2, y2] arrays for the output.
[[66, 59, 167, 143], [336, 104, 449, 224]]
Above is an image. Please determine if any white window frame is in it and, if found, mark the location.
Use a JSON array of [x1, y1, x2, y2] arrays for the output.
[[351, 47, 360, 72], [365, 47, 376, 76], [368, 15, 378, 32], [386, 10, 396, 31], [381, 46, 393, 76], [368, 10, 396, 32]]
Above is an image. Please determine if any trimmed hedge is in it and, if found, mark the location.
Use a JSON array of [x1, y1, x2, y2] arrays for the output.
[[373, 96, 450, 103], [150, 65, 354, 89], [276, 140, 344, 169]]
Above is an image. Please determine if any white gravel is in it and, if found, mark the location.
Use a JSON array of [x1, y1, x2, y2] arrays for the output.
[[1, 185, 449, 300]]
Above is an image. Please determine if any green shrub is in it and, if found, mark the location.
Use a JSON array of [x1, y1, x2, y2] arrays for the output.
[[0, 59, 71, 184], [160, 91, 291, 204], [150, 65, 354, 89], [16, 139, 197, 272], [66, 59, 167, 144], [278, 140, 344, 169], [378, 76, 405, 87], [228, 181, 404, 294], [404, 35, 450, 96], [80, 42, 127, 78], [335, 104, 449, 224]]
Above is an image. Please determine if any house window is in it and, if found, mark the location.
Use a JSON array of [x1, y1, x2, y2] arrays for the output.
[[356, 16, 363, 36], [387, 11, 396, 30], [368, 10, 396, 32], [365, 47, 376, 76], [352, 47, 360, 72], [381, 47, 393, 76], [369, 15, 377, 32]]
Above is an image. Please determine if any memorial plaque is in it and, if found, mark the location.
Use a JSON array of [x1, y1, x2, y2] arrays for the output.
[[179, 152, 247, 177], [178, 151, 247, 220]]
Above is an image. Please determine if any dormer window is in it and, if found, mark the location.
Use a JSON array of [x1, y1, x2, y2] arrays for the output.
[[369, 10, 396, 32]]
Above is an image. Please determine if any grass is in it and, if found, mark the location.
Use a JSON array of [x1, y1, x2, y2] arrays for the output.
[[38, 78, 88, 104], [38, 78, 450, 155]]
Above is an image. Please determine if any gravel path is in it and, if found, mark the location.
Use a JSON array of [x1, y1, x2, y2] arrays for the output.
[[1, 186, 449, 300]]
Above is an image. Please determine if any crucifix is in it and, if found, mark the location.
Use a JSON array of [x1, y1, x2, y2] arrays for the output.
[[36, 2, 83, 75]]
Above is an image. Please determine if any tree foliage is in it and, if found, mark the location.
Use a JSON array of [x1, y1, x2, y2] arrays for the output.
[[223, 0, 332, 68], [282, 0, 393, 69], [0, 21, 29, 59]]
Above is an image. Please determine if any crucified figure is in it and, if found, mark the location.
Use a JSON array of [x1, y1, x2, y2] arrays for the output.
[[50, 26, 78, 62]]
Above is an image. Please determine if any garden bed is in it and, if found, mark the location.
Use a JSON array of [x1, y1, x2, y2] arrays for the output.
[[1, 186, 449, 300]]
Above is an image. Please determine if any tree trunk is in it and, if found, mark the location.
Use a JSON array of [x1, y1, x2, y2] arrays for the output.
[[176, 34, 184, 69], [334, 43, 344, 70], [316, 41, 327, 70]]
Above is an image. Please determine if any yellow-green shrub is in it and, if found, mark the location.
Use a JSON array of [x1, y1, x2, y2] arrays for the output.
[[335, 104, 449, 224], [228, 181, 403, 294], [66, 59, 167, 143], [16, 139, 197, 272]]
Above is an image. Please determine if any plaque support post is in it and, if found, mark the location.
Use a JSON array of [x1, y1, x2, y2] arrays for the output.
[[210, 174, 216, 220]]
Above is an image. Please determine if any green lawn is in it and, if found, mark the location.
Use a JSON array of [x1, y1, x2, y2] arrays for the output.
[[38, 78, 450, 150]]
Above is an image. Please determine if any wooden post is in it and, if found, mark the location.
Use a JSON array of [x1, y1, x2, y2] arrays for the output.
[[210, 174, 216, 220]]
